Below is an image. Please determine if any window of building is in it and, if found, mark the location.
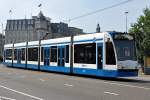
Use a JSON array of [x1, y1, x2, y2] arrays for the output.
[[28, 47, 38, 61], [13, 21, 15, 30], [21, 20, 23, 29], [28, 20, 30, 24], [74, 43, 96, 64], [9, 23, 11, 30], [50, 46, 57, 62], [106, 42, 116, 65], [6, 49, 12, 60], [25, 20, 28, 29], [65, 45, 69, 63], [17, 20, 19, 30], [31, 20, 33, 24]]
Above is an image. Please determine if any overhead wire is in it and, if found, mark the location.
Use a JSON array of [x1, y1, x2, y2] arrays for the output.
[[64, 0, 133, 22]]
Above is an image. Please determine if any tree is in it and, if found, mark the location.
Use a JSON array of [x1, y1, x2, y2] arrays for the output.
[[129, 7, 150, 64]]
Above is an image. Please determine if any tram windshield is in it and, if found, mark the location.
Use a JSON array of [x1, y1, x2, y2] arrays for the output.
[[113, 34, 136, 61]]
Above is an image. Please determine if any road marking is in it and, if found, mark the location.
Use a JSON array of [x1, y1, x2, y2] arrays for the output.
[[102, 81, 150, 90], [19, 75, 26, 78], [7, 73, 11, 75], [0, 96, 16, 100], [104, 91, 119, 96], [39, 78, 45, 82], [0, 85, 44, 100], [64, 84, 73, 87]]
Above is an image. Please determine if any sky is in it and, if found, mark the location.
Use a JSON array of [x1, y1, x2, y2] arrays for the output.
[[0, 0, 149, 34]]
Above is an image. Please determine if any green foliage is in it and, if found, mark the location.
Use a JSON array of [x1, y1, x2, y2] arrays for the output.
[[129, 7, 150, 64]]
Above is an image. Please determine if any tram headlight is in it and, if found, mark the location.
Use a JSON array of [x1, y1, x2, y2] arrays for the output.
[[118, 64, 122, 69]]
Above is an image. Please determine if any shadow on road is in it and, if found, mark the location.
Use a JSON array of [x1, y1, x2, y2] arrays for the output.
[[1, 64, 150, 84], [71, 74, 150, 83], [102, 77, 150, 83]]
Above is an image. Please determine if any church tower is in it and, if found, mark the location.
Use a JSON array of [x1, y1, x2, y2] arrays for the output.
[[96, 23, 100, 33], [34, 11, 52, 40]]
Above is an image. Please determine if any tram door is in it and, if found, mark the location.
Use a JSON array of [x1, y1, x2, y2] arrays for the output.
[[97, 44, 103, 69], [44, 47, 50, 66], [17, 49, 21, 64], [58, 46, 65, 66]]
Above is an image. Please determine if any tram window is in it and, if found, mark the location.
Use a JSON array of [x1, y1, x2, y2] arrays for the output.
[[74, 43, 96, 64], [106, 42, 116, 65], [124, 47, 130, 57], [98, 46, 102, 69], [6, 49, 12, 60], [41, 47, 44, 62], [21, 48, 25, 60], [28, 47, 38, 61], [66, 45, 69, 63], [62, 48, 64, 58], [50, 46, 57, 62], [14, 49, 17, 60], [18, 50, 21, 62]]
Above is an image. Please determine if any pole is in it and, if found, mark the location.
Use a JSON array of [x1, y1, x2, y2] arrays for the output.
[[1, 23, 4, 61], [0, 24, 2, 57], [9, 9, 12, 20], [70, 35, 74, 74], [38, 39, 41, 70], [125, 11, 128, 33], [25, 17, 28, 69]]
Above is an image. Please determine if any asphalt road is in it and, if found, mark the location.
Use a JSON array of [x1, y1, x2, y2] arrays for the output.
[[0, 64, 150, 100]]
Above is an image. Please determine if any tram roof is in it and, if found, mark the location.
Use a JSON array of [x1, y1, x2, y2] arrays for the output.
[[41, 37, 71, 45], [14, 42, 26, 47], [4, 44, 13, 48], [4, 32, 108, 48]]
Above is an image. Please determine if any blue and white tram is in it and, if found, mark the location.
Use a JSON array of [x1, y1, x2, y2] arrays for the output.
[[3, 44, 13, 67], [3, 32, 139, 77], [13, 42, 27, 68], [40, 37, 71, 73], [27, 41, 40, 70]]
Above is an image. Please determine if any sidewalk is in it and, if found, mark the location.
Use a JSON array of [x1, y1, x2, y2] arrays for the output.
[[137, 74, 150, 81], [136, 67, 150, 81]]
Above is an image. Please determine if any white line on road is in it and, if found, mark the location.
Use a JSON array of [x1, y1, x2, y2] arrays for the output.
[[104, 91, 119, 96], [0, 85, 44, 100], [19, 75, 26, 78], [39, 78, 45, 82], [102, 81, 150, 90], [64, 84, 73, 87], [0, 96, 16, 100], [7, 73, 11, 75]]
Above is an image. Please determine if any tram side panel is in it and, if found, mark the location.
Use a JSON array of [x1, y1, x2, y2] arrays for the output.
[[72, 41, 119, 77], [4, 48, 13, 67], [13, 48, 26, 68], [73, 42, 100, 76], [27, 47, 39, 70], [39, 45, 70, 73], [3, 32, 139, 77], [72, 33, 121, 77], [13, 49, 19, 67]]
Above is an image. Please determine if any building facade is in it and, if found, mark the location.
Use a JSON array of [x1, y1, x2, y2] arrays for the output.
[[0, 33, 5, 59], [5, 11, 83, 44]]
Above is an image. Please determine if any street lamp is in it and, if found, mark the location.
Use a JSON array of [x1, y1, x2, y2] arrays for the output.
[[125, 11, 128, 33]]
